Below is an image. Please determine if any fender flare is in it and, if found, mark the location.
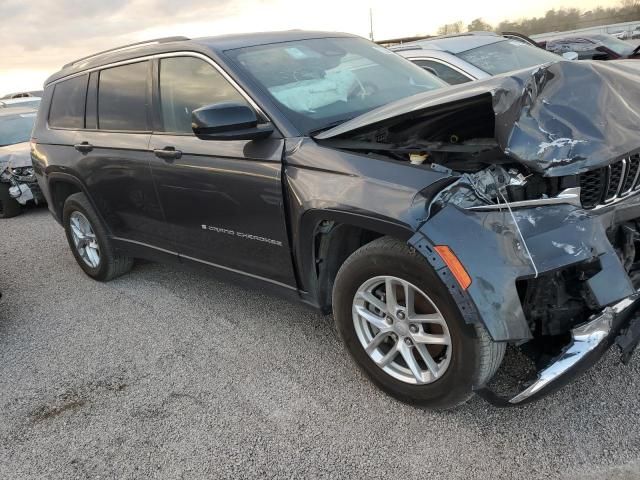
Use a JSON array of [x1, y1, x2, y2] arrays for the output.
[[46, 172, 107, 230], [296, 208, 414, 309]]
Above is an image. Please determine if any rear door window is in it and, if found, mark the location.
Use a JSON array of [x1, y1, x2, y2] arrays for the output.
[[412, 59, 472, 85], [98, 62, 149, 131], [49, 75, 88, 129]]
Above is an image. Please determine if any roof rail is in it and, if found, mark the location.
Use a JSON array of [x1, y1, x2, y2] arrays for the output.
[[390, 45, 424, 52], [63, 36, 191, 69]]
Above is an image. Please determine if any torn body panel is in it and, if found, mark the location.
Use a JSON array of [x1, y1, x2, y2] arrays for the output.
[[410, 185, 640, 404], [410, 199, 636, 341], [316, 60, 640, 177]]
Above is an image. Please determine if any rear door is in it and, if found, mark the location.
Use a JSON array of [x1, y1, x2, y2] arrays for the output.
[[148, 55, 296, 287], [78, 61, 171, 249]]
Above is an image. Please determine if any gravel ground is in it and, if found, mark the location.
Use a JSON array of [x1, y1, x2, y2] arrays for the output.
[[1, 207, 640, 479]]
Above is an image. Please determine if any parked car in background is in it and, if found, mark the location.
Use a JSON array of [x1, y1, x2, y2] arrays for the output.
[[0, 97, 41, 110], [392, 32, 572, 84], [32, 32, 640, 409], [1, 91, 43, 99], [0, 107, 44, 218], [545, 33, 640, 60]]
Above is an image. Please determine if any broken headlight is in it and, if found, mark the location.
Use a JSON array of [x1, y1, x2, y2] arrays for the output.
[[431, 165, 581, 213], [500, 169, 579, 204], [464, 165, 578, 205]]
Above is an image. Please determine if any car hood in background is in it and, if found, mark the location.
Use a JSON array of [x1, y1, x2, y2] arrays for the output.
[[316, 60, 640, 176], [0, 142, 32, 173]]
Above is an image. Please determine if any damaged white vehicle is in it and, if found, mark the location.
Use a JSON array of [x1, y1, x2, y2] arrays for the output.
[[0, 107, 44, 218]]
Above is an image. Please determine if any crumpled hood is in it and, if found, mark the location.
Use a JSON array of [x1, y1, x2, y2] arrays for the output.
[[316, 60, 640, 176], [0, 142, 32, 173]]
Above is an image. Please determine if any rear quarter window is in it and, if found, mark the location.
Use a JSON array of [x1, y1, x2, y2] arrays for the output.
[[48, 75, 88, 129]]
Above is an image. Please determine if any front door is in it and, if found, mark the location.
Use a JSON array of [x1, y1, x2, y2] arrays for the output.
[[149, 55, 296, 287]]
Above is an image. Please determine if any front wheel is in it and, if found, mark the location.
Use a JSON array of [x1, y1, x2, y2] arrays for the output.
[[333, 237, 505, 409]]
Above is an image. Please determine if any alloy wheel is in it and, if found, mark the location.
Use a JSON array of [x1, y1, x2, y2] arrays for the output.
[[352, 276, 452, 385], [69, 211, 101, 268]]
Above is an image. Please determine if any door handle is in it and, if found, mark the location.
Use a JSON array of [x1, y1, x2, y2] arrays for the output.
[[153, 147, 182, 161], [74, 142, 93, 153]]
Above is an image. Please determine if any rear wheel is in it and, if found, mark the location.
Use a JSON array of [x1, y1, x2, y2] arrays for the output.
[[0, 183, 21, 218], [63, 192, 134, 281], [333, 236, 505, 409]]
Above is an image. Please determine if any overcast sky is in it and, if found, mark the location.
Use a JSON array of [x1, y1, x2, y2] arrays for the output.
[[0, 0, 621, 95]]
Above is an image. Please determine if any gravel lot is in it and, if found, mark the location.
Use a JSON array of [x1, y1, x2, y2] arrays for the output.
[[1, 207, 640, 479]]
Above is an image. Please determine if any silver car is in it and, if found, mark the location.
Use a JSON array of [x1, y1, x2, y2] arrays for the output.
[[0, 97, 41, 110], [392, 32, 571, 85], [0, 107, 44, 217]]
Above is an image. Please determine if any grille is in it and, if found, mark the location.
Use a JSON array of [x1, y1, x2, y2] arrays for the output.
[[579, 155, 640, 209]]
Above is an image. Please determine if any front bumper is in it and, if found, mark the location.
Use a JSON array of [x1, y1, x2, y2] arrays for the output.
[[410, 187, 640, 405], [476, 293, 640, 406], [5, 178, 43, 205]]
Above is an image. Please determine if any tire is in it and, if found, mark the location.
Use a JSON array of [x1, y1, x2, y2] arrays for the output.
[[63, 192, 134, 281], [333, 236, 505, 409], [0, 183, 21, 218]]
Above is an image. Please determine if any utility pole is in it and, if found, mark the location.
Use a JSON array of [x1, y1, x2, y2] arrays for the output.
[[369, 8, 374, 41]]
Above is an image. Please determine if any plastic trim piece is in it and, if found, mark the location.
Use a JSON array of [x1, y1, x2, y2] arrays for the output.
[[509, 294, 638, 404]]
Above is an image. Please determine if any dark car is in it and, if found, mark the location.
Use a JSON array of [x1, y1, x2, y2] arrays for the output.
[[0, 107, 44, 217], [546, 33, 640, 60], [32, 32, 640, 409]]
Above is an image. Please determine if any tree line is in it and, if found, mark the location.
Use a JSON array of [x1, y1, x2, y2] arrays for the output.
[[436, 0, 640, 36]]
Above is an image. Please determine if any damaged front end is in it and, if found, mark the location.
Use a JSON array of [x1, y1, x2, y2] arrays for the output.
[[315, 60, 640, 404], [0, 142, 44, 207]]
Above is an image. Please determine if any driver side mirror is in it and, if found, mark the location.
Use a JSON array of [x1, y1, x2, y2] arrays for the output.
[[192, 102, 274, 141]]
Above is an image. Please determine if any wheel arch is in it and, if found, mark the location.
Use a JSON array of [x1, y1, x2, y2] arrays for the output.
[[47, 173, 100, 225], [296, 209, 414, 313]]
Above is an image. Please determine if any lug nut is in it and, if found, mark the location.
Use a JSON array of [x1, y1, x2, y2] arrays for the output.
[[385, 316, 394, 325], [404, 338, 413, 346], [397, 310, 406, 320], [409, 324, 418, 334]]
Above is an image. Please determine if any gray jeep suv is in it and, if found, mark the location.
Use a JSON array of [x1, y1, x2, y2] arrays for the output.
[[31, 31, 640, 408]]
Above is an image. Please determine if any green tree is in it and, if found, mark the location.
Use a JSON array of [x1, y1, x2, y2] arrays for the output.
[[467, 18, 493, 32], [494, 3, 640, 37], [437, 21, 465, 35]]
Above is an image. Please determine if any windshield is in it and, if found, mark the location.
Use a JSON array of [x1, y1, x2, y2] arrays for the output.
[[457, 39, 561, 75], [592, 34, 634, 56], [0, 112, 36, 146], [226, 37, 445, 134]]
